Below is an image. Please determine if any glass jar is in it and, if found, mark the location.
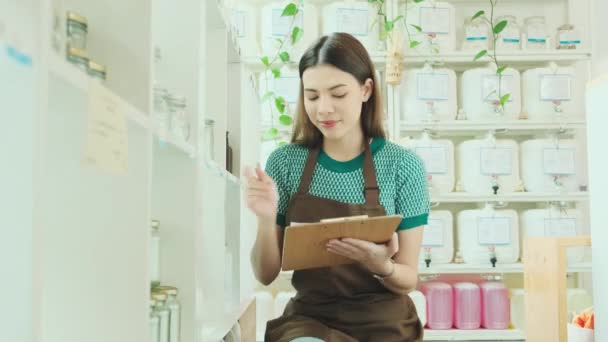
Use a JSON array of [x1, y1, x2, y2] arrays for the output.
[[496, 15, 521, 50], [524, 16, 547, 50], [462, 17, 490, 51], [153, 85, 170, 133], [87, 60, 106, 81], [156, 286, 181, 342], [149, 299, 160, 342], [149, 220, 161, 288], [167, 95, 190, 142], [203, 119, 215, 160], [66, 11, 87, 50], [66, 46, 89, 71], [152, 292, 170, 342], [557, 24, 580, 50]]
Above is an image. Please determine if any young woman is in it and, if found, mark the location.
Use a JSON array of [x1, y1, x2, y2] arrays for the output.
[[245, 32, 430, 342]]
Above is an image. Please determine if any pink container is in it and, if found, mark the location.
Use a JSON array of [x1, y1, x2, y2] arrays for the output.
[[480, 281, 510, 329], [421, 282, 453, 329], [453, 282, 481, 329]]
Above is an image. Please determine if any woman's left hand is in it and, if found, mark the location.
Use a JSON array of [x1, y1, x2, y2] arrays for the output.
[[326, 233, 399, 275]]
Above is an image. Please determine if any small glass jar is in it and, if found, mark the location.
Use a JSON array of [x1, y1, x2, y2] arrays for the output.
[[149, 220, 161, 288], [153, 85, 170, 133], [524, 16, 547, 50], [87, 60, 106, 81], [203, 119, 215, 160], [149, 299, 160, 342], [156, 286, 181, 342], [66, 46, 89, 71], [496, 15, 521, 50], [462, 17, 490, 51], [167, 95, 190, 142], [152, 292, 170, 342], [557, 24, 580, 50], [66, 11, 88, 50]]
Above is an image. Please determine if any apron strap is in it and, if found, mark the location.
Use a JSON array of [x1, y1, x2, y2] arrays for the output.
[[297, 141, 381, 207], [297, 147, 320, 195], [363, 142, 381, 207]]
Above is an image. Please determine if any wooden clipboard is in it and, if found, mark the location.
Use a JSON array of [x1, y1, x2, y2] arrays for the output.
[[281, 215, 403, 271]]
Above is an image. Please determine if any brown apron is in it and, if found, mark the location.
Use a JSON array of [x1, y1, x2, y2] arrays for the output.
[[265, 142, 423, 342]]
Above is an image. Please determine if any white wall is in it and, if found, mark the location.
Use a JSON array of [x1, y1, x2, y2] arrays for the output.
[[592, 0, 608, 74]]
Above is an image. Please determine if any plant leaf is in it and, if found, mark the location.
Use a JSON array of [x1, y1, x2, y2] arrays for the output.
[[493, 20, 508, 34], [474, 49, 487, 61], [263, 127, 279, 140], [281, 3, 298, 17], [384, 20, 394, 33], [260, 56, 270, 67], [410, 24, 422, 32], [261, 91, 274, 103], [500, 93, 511, 105], [279, 52, 290, 63], [391, 15, 404, 25], [271, 68, 281, 78], [279, 114, 293, 125], [291, 27, 303, 45], [410, 40, 421, 48], [275, 96, 286, 113], [278, 141, 288, 146], [414, 0, 425, 3], [496, 66, 507, 74], [472, 10, 485, 21]]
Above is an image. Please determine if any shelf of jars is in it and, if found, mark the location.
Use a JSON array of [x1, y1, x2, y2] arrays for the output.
[[423, 328, 525, 341], [242, 51, 389, 70], [429, 192, 588, 203], [49, 51, 150, 130], [400, 119, 586, 135]]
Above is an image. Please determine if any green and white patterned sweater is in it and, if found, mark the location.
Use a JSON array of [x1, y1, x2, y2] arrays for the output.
[[265, 138, 430, 230]]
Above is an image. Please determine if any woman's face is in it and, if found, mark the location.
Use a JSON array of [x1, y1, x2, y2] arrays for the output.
[[302, 64, 373, 142]]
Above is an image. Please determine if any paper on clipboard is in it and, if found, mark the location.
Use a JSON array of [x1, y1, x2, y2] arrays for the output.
[[281, 214, 402, 271]]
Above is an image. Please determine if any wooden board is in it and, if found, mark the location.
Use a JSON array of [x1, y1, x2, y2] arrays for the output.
[[281, 215, 402, 271]]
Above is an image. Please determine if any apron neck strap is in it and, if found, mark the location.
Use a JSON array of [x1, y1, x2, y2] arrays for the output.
[[297, 140, 381, 207]]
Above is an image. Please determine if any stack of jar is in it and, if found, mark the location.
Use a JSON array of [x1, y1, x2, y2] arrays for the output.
[[60, 11, 107, 81], [153, 48, 190, 142], [150, 285, 182, 342]]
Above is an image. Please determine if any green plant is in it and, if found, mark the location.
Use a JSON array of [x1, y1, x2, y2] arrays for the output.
[[259, 1, 304, 143], [471, 0, 511, 112]]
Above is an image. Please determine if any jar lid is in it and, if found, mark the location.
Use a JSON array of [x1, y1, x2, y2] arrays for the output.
[[496, 15, 517, 22], [558, 24, 575, 30], [66, 11, 88, 25], [525, 16, 546, 24], [67, 46, 88, 59], [167, 94, 187, 107], [88, 60, 106, 74], [154, 286, 178, 296], [151, 219, 160, 229], [151, 292, 167, 301]]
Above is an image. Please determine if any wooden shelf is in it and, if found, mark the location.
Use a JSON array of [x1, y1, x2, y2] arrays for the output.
[[49, 52, 150, 130], [430, 192, 588, 203], [418, 262, 592, 275], [401, 120, 586, 136]]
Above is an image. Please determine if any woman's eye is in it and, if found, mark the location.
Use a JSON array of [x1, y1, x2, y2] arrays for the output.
[[307, 96, 319, 101], [333, 94, 347, 98]]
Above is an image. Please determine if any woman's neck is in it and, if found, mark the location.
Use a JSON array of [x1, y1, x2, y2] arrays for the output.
[[322, 130, 367, 162]]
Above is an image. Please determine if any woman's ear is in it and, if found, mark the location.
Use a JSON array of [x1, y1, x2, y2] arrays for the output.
[[362, 78, 374, 102]]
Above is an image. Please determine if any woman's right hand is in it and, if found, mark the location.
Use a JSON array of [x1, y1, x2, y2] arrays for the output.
[[244, 166, 279, 223]]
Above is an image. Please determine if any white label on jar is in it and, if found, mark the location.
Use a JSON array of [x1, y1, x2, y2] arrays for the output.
[[477, 217, 511, 245], [417, 73, 449, 101], [527, 25, 546, 42], [274, 76, 299, 103], [465, 25, 488, 41], [480, 147, 513, 175], [272, 8, 303, 37], [540, 74, 572, 101], [501, 27, 520, 42], [422, 219, 445, 247], [544, 218, 577, 236], [232, 10, 247, 38], [543, 147, 576, 175], [419, 7, 451, 34], [336, 8, 369, 37], [415, 146, 448, 174], [559, 30, 581, 45], [482, 75, 514, 102]]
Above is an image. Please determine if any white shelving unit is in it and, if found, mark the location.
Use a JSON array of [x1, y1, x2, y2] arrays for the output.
[[424, 329, 525, 341], [430, 192, 588, 203]]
